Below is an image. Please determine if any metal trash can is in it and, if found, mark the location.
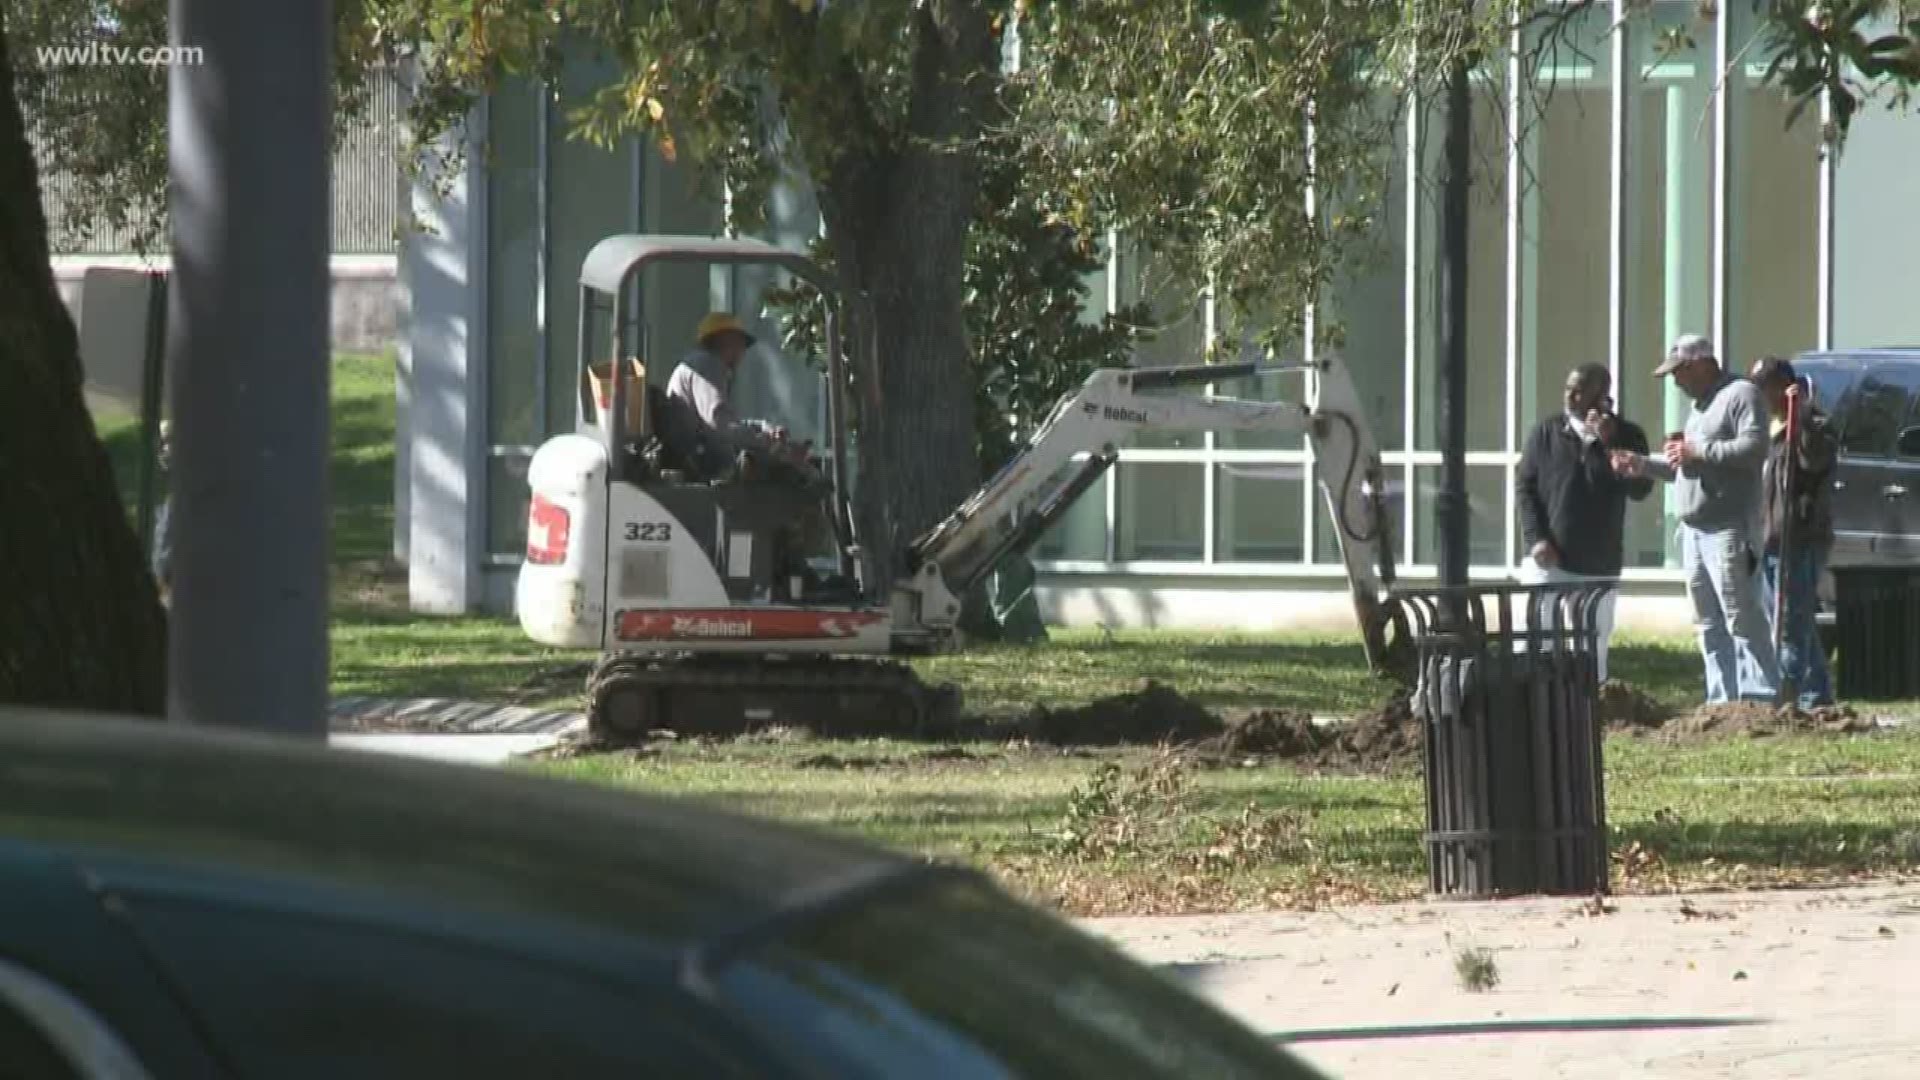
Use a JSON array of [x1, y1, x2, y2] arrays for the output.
[[1831, 566, 1920, 700], [1394, 582, 1613, 899]]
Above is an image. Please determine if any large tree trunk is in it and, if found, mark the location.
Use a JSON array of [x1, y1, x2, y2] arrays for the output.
[[819, 2, 998, 582], [0, 16, 167, 715]]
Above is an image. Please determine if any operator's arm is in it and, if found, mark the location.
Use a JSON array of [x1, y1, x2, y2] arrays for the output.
[[1695, 381, 1768, 469], [1516, 423, 1555, 553], [676, 362, 775, 453], [1613, 420, 1655, 501]]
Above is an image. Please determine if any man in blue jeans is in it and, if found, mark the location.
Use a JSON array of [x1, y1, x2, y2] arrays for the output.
[[1750, 356, 1837, 707], [1612, 335, 1777, 703]]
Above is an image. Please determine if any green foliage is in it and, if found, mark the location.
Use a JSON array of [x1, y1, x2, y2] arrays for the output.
[[761, 117, 1152, 473], [6, 0, 389, 253]]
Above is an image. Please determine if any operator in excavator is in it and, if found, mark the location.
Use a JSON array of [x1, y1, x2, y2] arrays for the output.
[[665, 312, 833, 596], [665, 312, 812, 480]]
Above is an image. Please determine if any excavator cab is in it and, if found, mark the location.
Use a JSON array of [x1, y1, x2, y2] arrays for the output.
[[518, 236, 887, 658]]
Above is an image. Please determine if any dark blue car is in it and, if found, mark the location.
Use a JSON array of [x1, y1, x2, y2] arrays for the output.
[[0, 710, 1324, 1078]]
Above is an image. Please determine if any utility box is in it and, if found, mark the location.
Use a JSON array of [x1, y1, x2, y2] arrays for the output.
[[1396, 582, 1612, 899]]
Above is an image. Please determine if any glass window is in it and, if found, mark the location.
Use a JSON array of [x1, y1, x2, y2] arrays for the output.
[[486, 452, 531, 558], [1726, 3, 1820, 367], [1214, 463, 1306, 563], [642, 147, 725, 380], [485, 75, 542, 449], [1622, 2, 1718, 569], [1840, 369, 1918, 459], [1833, 14, 1920, 349], [0, 1001, 82, 1079], [1798, 358, 1862, 427], [1900, 391, 1920, 461], [1114, 462, 1203, 561], [546, 52, 639, 438], [119, 901, 760, 1079], [1033, 470, 1109, 561], [1518, 5, 1614, 436], [1412, 464, 1508, 569], [714, 875, 1317, 1079], [1212, 337, 1306, 452], [1414, 62, 1511, 453], [1315, 461, 1408, 566], [1320, 93, 1410, 453], [1114, 243, 1206, 450]]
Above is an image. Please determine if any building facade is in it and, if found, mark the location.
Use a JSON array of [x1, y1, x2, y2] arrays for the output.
[[398, 3, 1920, 630]]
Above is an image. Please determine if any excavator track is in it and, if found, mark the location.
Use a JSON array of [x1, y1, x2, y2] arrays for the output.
[[587, 653, 962, 744]]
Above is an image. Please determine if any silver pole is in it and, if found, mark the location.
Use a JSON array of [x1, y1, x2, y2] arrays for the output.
[[165, 0, 333, 737]]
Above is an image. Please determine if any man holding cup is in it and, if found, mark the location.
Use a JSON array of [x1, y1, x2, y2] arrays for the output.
[[1612, 334, 1777, 703], [1516, 363, 1653, 681]]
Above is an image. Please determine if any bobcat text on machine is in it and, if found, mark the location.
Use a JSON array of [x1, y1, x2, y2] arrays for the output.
[[518, 235, 1408, 738]]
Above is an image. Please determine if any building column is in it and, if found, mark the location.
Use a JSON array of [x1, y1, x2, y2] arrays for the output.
[[403, 104, 489, 613], [1661, 80, 1705, 546]]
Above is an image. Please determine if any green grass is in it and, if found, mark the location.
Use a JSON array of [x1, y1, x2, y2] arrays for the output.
[[94, 349, 1920, 915], [527, 728, 1920, 915]]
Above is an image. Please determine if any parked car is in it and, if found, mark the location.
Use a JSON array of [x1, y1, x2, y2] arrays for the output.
[[1787, 347, 1920, 642], [0, 710, 1326, 1079]]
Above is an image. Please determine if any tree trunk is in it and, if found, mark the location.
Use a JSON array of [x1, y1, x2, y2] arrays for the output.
[[0, 16, 167, 715], [818, 2, 997, 580]]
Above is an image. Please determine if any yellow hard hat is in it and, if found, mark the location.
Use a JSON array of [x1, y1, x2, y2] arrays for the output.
[[696, 312, 755, 348]]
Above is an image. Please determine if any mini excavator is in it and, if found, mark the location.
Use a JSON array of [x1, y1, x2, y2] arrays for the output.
[[517, 236, 1409, 738]]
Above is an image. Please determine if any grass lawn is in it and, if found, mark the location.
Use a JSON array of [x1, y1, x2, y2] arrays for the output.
[[94, 351, 1920, 915], [527, 728, 1920, 916]]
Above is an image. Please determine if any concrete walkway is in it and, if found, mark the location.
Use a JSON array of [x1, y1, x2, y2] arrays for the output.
[[1084, 884, 1920, 1079]]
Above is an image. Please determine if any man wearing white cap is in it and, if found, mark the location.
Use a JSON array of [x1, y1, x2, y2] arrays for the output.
[[1612, 334, 1777, 703]]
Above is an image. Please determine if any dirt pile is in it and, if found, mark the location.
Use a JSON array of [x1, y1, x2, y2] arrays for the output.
[[1597, 679, 1675, 732], [1194, 694, 1424, 774], [1664, 700, 1876, 740], [1198, 708, 1328, 757], [1009, 682, 1422, 772], [1017, 680, 1223, 746]]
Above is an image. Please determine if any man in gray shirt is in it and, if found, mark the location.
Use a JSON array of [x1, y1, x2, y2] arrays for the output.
[[1613, 334, 1777, 703], [665, 311, 802, 477]]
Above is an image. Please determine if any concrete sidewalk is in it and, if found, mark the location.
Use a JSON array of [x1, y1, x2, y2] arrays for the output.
[[1085, 884, 1920, 1079]]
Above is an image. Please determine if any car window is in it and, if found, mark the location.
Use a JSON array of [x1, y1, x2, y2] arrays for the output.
[[710, 876, 1318, 1079], [117, 899, 761, 1080], [1838, 365, 1920, 459], [0, 957, 151, 1080], [1796, 360, 1860, 435], [1900, 391, 1920, 461], [0, 999, 82, 1080]]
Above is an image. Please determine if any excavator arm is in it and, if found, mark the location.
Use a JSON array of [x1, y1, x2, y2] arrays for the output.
[[899, 357, 1410, 674]]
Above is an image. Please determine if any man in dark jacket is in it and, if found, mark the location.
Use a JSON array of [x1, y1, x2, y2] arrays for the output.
[[1516, 363, 1654, 680], [1750, 356, 1838, 708]]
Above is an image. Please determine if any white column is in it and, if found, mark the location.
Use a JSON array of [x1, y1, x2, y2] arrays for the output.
[[404, 104, 490, 614]]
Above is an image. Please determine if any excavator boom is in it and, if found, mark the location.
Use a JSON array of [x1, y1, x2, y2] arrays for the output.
[[902, 356, 1408, 673]]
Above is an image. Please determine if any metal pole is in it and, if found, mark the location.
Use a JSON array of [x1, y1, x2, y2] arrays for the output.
[[166, 0, 333, 737], [1437, 54, 1473, 601]]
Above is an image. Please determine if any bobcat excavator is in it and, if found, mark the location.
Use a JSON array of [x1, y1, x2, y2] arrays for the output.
[[517, 235, 1410, 738]]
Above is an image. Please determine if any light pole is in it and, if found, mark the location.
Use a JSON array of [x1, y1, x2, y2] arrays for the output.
[[1436, 52, 1474, 605], [166, 0, 333, 737]]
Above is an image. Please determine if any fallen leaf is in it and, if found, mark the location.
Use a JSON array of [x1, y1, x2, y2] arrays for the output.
[[1880, 926, 1896, 938], [1387, 982, 1400, 996], [1733, 970, 1749, 981]]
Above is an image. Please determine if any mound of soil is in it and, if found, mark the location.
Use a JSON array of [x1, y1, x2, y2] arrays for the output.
[[1201, 708, 1328, 757], [1665, 700, 1876, 740], [1598, 679, 1675, 732], [1018, 680, 1224, 746], [1195, 694, 1424, 774], [1311, 693, 1425, 772]]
